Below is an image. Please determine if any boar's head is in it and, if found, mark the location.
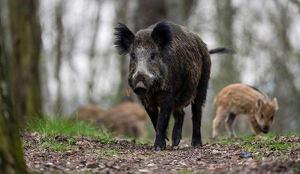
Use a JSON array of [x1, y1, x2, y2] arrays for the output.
[[255, 98, 279, 133], [114, 22, 172, 96]]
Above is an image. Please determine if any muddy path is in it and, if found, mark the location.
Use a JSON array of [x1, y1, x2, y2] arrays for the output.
[[24, 133, 300, 174]]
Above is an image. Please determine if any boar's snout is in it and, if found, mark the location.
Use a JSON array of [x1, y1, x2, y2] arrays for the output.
[[131, 73, 154, 96], [261, 126, 269, 134]]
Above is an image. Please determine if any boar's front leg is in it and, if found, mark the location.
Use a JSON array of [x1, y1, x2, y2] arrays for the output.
[[249, 117, 262, 135], [144, 106, 158, 131], [141, 98, 158, 131], [154, 95, 173, 151], [225, 113, 237, 138], [172, 109, 184, 146]]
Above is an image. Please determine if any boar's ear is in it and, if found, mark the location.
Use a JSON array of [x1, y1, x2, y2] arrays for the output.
[[151, 21, 172, 50], [256, 99, 264, 111], [273, 98, 279, 111], [114, 23, 135, 55]]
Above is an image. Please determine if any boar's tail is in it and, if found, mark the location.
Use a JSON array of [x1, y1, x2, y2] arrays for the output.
[[209, 47, 234, 54]]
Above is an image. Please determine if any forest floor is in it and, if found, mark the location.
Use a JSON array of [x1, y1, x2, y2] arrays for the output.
[[23, 118, 300, 173], [23, 132, 300, 174]]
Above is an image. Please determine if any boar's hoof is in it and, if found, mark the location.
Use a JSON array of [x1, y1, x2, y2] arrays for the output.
[[172, 138, 181, 147], [154, 140, 166, 151], [191, 138, 202, 147], [154, 146, 164, 151], [172, 135, 181, 146]]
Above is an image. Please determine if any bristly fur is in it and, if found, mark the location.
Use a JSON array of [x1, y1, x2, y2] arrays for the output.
[[113, 21, 231, 150], [151, 21, 172, 49], [247, 85, 267, 97], [114, 23, 135, 54], [209, 47, 234, 54]]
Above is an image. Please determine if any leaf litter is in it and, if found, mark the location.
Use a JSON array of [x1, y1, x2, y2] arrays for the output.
[[23, 132, 300, 173]]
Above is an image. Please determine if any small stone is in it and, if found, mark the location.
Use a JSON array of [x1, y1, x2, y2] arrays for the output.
[[147, 163, 155, 167], [138, 169, 149, 173], [86, 162, 98, 168], [239, 152, 253, 159], [212, 150, 220, 154]]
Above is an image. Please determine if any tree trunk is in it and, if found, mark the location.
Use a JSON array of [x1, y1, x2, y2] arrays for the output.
[[165, 0, 196, 25], [135, 0, 167, 29], [54, 1, 64, 113], [0, 15, 28, 174], [213, 0, 239, 91], [87, 0, 102, 104], [115, 0, 132, 102], [9, 0, 42, 120]]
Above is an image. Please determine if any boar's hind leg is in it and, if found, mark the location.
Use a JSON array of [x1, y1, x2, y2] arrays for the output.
[[172, 109, 185, 146], [191, 53, 211, 146], [225, 113, 237, 138], [192, 84, 209, 147], [191, 100, 203, 146]]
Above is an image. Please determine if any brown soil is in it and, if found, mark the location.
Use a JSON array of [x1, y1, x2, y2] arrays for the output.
[[23, 133, 300, 174]]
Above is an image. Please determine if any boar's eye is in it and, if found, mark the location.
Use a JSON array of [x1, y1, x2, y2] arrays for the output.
[[270, 115, 274, 120], [260, 113, 264, 119], [150, 53, 156, 61], [130, 53, 136, 61]]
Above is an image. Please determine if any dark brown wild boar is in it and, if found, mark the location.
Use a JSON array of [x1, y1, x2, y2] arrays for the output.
[[114, 21, 231, 150], [212, 84, 279, 138]]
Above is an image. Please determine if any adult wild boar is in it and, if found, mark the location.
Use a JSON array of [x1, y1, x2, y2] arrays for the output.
[[212, 84, 278, 138], [114, 21, 230, 150]]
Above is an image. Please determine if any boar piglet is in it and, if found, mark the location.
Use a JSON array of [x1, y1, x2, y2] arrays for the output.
[[212, 84, 279, 138], [114, 21, 230, 150]]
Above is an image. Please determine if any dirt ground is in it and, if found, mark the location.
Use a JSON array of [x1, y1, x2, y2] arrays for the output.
[[24, 133, 300, 174]]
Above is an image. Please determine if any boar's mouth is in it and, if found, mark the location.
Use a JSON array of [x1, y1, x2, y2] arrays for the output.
[[260, 126, 269, 134], [133, 81, 147, 96]]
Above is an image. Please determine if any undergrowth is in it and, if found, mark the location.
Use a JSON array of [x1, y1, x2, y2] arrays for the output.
[[214, 133, 300, 159], [27, 116, 114, 144]]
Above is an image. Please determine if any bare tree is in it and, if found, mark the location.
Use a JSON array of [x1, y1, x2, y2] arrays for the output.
[[212, 0, 239, 91], [0, 9, 28, 173], [135, 0, 167, 29], [290, 0, 300, 12], [87, 0, 102, 103], [165, 0, 196, 25], [115, 0, 131, 102], [54, 1, 65, 113], [8, 0, 42, 120]]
